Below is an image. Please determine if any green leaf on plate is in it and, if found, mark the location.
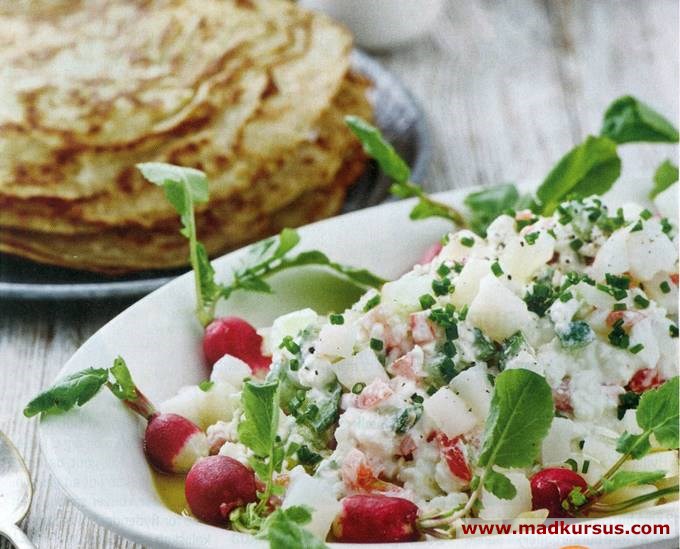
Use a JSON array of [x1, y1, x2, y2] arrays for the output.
[[257, 505, 328, 549], [463, 183, 520, 236], [602, 470, 666, 494], [650, 159, 679, 198], [23, 368, 109, 417], [109, 356, 137, 401], [483, 469, 517, 500], [478, 369, 554, 469], [345, 115, 411, 184], [238, 381, 280, 458], [601, 96, 679, 144], [536, 136, 621, 214]]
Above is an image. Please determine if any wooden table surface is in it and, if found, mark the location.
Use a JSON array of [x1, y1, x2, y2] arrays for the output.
[[1, 1, 678, 547]]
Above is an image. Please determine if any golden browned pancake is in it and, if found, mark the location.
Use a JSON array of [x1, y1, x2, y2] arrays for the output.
[[0, 0, 373, 272]]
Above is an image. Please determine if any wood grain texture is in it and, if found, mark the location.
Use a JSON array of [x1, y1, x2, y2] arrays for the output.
[[1, 1, 677, 547]]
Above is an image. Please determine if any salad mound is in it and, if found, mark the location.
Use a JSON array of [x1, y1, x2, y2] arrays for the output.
[[25, 96, 679, 546], [156, 195, 678, 541]]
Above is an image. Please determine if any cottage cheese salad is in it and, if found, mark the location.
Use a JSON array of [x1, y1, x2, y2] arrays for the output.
[[25, 98, 680, 547]]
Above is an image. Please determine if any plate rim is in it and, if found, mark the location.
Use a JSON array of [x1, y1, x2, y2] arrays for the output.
[[0, 49, 430, 302], [37, 181, 678, 548]]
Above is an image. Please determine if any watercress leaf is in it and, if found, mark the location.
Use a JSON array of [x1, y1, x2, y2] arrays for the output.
[[195, 242, 219, 301], [463, 184, 520, 236], [23, 368, 109, 417], [650, 159, 679, 198], [483, 469, 517, 500], [329, 264, 386, 289], [257, 506, 328, 549], [274, 228, 301, 258], [602, 470, 666, 494], [616, 431, 651, 459], [237, 277, 273, 294], [390, 182, 418, 199], [109, 356, 137, 401], [289, 250, 331, 266], [478, 369, 554, 469], [601, 96, 679, 144], [345, 116, 411, 184], [536, 136, 621, 214], [634, 376, 679, 450], [410, 199, 452, 221], [238, 381, 280, 458], [137, 162, 209, 203]]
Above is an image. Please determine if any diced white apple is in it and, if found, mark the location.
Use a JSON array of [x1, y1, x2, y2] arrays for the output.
[[439, 230, 486, 262], [486, 215, 517, 248], [197, 382, 239, 428], [542, 417, 579, 465], [628, 316, 660, 368], [331, 347, 388, 389], [449, 364, 492, 423], [316, 323, 356, 359], [423, 387, 477, 438], [269, 308, 319, 350], [645, 272, 678, 316], [479, 471, 531, 520], [381, 272, 435, 312], [211, 355, 252, 387], [500, 231, 555, 283], [159, 386, 204, 427], [627, 220, 678, 281], [450, 259, 490, 308], [653, 183, 678, 225], [654, 317, 680, 379], [590, 228, 630, 282], [282, 467, 342, 539], [468, 275, 533, 341]]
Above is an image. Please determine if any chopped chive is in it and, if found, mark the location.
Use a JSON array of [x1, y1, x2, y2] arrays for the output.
[[491, 262, 504, 277], [351, 382, 365, 394], [198, 380, 214, 392], [559, 291, 573, 303], [670, 324, 679, 338], [442, 340, 457, 357], [564, 458, 578, 472], [661, 218, 673, 234], [419, 294, 436, 310], [629, 343, 644, 354], [640, 209, 653, 220], [453, 262, 464, 273], [437, 263, 451, 277], [660, 281, 671, 294], [605, 273, 630, 290], [460, 236, 475, 248], [633, 295, 650, 309], [630, 220, 643, 232], [411, 393, 424, 404], [370, 338, 384, 351], [612, 303, 627, 311], [569, 238, 584, 252], [458, 305, 469, 321], [432, 278, 452, 296], [578, 439, 585, 450], [582, 460, 590, 474], [547, 228, 557, 239], [330, 313, 345, 325], [363, 294, 380, 312], [524, 232, 539, 245], [289, 358, 300, 371], [280, 335, 301, 355]]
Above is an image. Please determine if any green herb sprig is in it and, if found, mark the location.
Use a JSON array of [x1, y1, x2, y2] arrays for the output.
[[138, 163, 385, 327], [24, 357, 155, 419], [346, 96, 678, 235]]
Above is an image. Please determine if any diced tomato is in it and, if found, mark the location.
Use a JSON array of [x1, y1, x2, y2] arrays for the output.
[[627, 368, 664, 394], [436, 433, 471, 483], [342, 449, 394, 493], [671, 274, 679, 285]]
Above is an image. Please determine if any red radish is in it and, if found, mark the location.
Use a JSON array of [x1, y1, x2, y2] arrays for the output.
[[203, 316, 271, 374], [417, 242, 442, 265], [144, 413, 209, 474], [530, 467, 588, 518], [185, 455, 258, 524], [332, 494, 420, 543], [627, 368, 663, 394]]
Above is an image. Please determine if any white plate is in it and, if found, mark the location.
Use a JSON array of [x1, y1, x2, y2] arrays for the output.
[[39, 182, 678, 548]]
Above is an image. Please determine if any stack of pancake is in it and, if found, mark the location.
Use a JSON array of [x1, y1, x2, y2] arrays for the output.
[[0, 0, 372, 273]]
